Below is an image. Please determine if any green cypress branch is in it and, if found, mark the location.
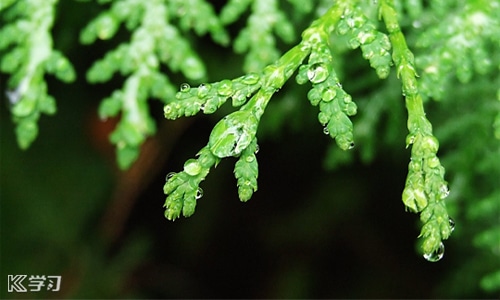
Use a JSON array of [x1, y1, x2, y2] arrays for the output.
[[163, 1, 351, 220], [379, 0, 453, 259]]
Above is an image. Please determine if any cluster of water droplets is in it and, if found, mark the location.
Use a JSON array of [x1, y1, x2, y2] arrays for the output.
[[164, 73, 262, 119], [336, 8, 392, 79]]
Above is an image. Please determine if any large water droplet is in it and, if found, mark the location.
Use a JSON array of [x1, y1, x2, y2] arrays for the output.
[[184, 159, 202, 176], [423, 242, 445, 262], [217, 79, 233, 96], [180, 83, 190, 92], [307, 63, 329, 83], [196, 188, 204, 199], [449, 217, 455, 233]]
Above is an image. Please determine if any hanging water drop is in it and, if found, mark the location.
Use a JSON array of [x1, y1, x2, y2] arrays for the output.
[[323, 127, 330, 135], [180, 83, 190, 92], [196, 188, 204, 199], [449, 217, 455, 233], [307, 63, 329, 83], [423, 242, 445, 262]]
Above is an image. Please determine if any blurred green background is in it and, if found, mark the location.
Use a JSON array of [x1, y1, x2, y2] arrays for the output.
[[1, 0, 499, 298]]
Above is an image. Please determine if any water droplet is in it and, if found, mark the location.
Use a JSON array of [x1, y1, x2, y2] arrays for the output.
[[197, 83, 210, 98], [165, 172, 176, 181], [322, 87, 336, 102], [449, 217, 455, 232], [180, 83, 190, 92], [423, 242, 445, 262], [323, 127, 330, 135], [245, 155, 255, 163], [348, 142, 355, 149], [196, 188, 204, 199], [336, 82, 343, 88], [217, 79, 233, 96], [255, 144, 260, 154], [184, 159, 202, 176], [242, 73, 260, 85], [164, 105, 172, 115], [307, 63, 329, 83]]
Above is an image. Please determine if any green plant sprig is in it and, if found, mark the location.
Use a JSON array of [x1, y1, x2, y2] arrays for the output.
[[163, 1, 353, 220], [0, 0, 76, 149], [81, 0, 228, 169], [379, 0, 453, 258]]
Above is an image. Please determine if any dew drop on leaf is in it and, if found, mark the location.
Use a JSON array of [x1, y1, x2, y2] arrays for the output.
[[423, 242, 445, 262], [307, 63, 329, 83], [323, 127, 330, 135], [180, 83, 190, 92], [255, 144, 260, 154], [217, 79, 233, 96], [322, 87, 336, 102], [184, 159, 202, 176]]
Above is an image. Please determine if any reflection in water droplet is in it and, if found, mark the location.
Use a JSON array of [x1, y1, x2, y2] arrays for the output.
[[424, 242, 445, 262], [180, 83, 190, 92], [165, 172, 176, 181], [449, 217, 455, 232], [196, 188, 204, 199], [307, 63, 329, 83]]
